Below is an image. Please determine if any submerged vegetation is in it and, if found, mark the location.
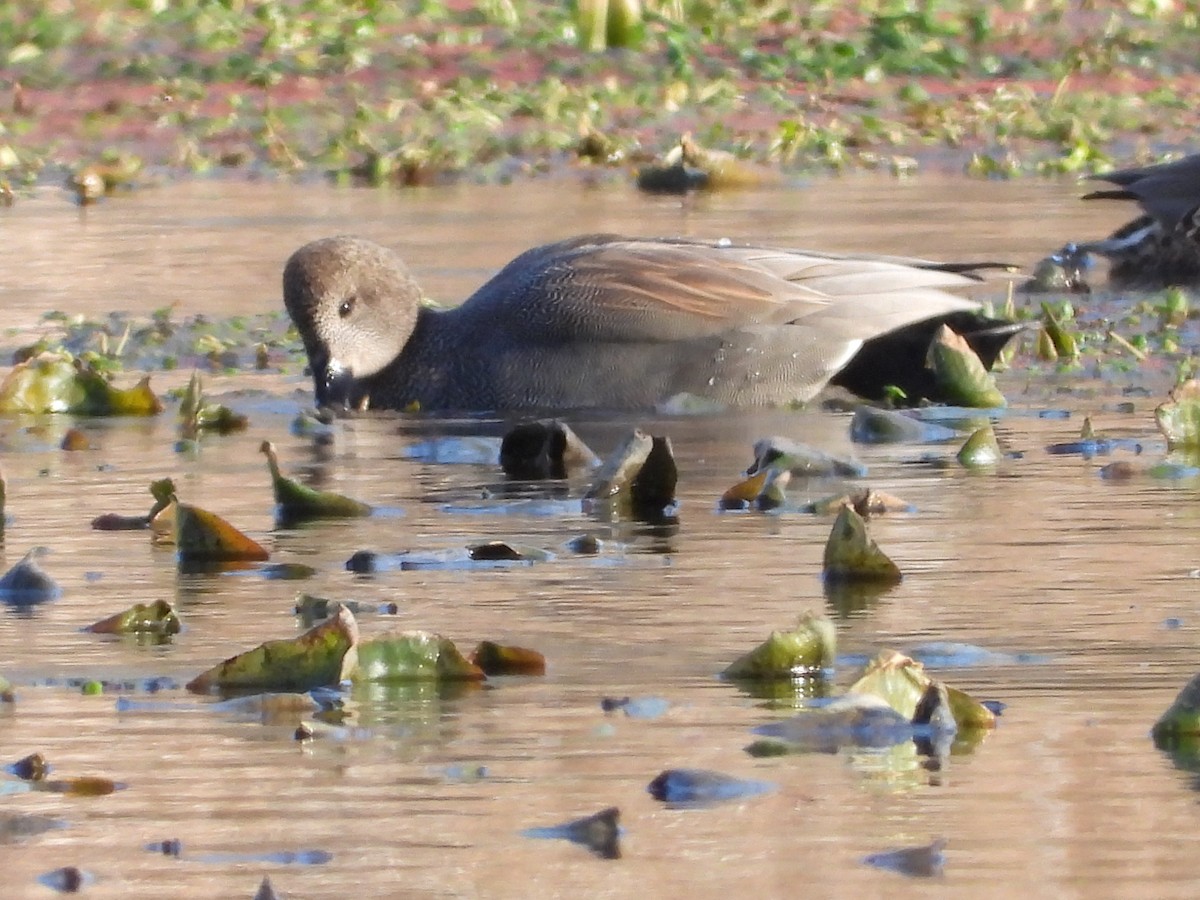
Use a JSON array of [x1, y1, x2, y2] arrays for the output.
[[1, 1, 1199, 188]]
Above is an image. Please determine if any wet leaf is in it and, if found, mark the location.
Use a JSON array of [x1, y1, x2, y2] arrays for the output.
[[647, 768, 773, 807], [804, 488, 913, 517], [747, 436, 866, 478], [523, 807, 621, 860], [38, 866, 92, 893], [1155, 380, 1200, 449], [499, 419, 599, 479], [0, 547, 61, 604], [1152, 671, 1200, 742], [470, 641, 546, 676], [261, 441, 370, 519], [211, 692, 320, 725], [822, 506, 902, 584], [0, 351, 162, 416], [719, 468, 768, 508], [926, 325, 1006, 408], [34, 776, 124, 796], [847, 649, 995, 729], [1041, 301, 1080, 360], [600, 696, 670, 718], [747, 694, 913, 755], [180, 372, 247, 438], [60, 427, 90, 451], [352, 630, 485, 683], [84, 599, 180, 636], [864, 837, 947, 878], [956, 424, 1002, 468], [187, 604, 358, 694], [850, 406, 960, 444], [171, 497, 269, 562], [94, 477, 175, 532], [294, 593, 398, 626], [583, 430, 653, 500], [8, 752, 48, 781], [722, 612, 836, 679]]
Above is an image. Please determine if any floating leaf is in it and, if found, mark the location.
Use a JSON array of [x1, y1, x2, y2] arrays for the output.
[[747, 694, 913, 756], [84, 600, 180, 636], [864, 838, 947, 878], [647, 769, 773, 807], [583, 430, 653, 500], [523, 807, 620, 860], [187, 605, 358, 694], [1156, 380, 1200, 449], [0, 547, 61, 604], [847, 649, 995, 729], [927, 326, 1006, 408], [260, 441, 370, 520], [822, 506, 901, 584], [470, 641, 546, 676], [171, 497, 268, 562], [747, 436, 866, 478], [352, 631, 484, 683], [1040, 301, 1080, 360], [1152, 671, 1200, 744], [805, 488, 913, 517], [957, 424, 1002, 468], [0, 351, 161, 416], [34, 776, 124, 796], [850, 406, 960, 444], [499, 419, 599, 479], [180, 371, 247, 438], [722, 612, 836, 679]]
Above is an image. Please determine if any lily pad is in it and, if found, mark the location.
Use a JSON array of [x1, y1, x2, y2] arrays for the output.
[[351, 630, 485, 683], [956, 424, 1002, 468], [523, 807, 621, 860], [747, 694, 914, 755], [847, 650, 995, 729], [170, 497, 269, 562], [179, 371, 247, 438], [187, 604, 358, 694], [747, 436, 866, 478], [0, 547, 61, 604], [804, 488, 913, 517], [850, 406, 961, 444], [470, 641, 546, 676], [1152, 671, 1200, 744], [722, 612, 836, 679], [1156, 380, 1200, 449], [0, 350, 161, 416], [583, 429, 653, 500], [864, 837, 947, 878], [499, 419, 599, 479], [647, 768, 773, 807], [84, 599, 180, 636], [584, 430, 677, 513], [261, 440, 370, 520], [822, 506, 901, 584], [927, 325, 1006, 409]]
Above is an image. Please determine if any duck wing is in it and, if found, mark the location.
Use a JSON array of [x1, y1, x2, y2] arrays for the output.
[[460, 235, 987, 347], [1084, 154, 1200, 229]]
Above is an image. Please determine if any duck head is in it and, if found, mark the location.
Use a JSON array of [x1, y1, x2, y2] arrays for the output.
[[283, 236, 422, 409]]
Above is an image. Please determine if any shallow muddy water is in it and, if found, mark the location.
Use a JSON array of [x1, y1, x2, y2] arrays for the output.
[[0, 175, 1199, 899]]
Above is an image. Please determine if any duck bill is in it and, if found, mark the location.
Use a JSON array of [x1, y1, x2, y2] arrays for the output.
[[313, 356, 357, 410]]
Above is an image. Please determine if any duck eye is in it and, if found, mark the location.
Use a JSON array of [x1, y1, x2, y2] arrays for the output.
[[338, 296, 356, 319]]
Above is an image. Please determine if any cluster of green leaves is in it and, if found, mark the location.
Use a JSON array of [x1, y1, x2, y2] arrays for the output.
[[0, 0, 1198, 183]]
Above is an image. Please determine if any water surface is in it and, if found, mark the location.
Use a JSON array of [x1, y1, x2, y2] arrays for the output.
[[0, 176, 1195, 899]]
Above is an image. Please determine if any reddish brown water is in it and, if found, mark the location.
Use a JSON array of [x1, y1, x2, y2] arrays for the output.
[[0, 176, 1195, 899]]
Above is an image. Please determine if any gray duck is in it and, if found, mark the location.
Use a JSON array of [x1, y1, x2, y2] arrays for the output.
[[1070, 153, 1200, 288], [283, 234, 1020, 412]]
